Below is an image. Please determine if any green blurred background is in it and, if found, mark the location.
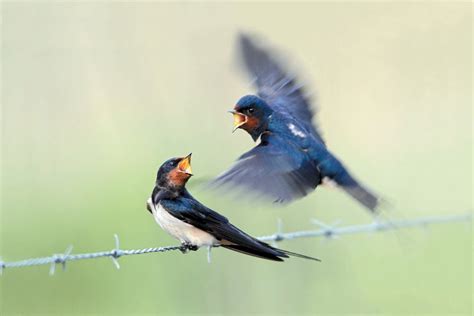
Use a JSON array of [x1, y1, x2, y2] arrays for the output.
[[1, 2, 472, 315]]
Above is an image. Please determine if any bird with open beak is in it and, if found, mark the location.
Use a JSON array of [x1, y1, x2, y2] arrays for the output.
[[146, 154, 319, 262], [211, 34, 380, 212]]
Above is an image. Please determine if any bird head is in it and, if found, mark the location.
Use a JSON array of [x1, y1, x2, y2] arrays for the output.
[[156, 153, 193, 189], [230, 95, 273, 141]]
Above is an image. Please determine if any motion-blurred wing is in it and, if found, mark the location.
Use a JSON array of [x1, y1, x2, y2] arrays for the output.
[[211, 133, 321, 203], [239, 33, 325, 144]]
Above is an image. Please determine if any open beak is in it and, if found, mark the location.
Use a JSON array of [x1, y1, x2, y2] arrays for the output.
[[228, 110, 248, 132], [177, 153, 193, 176]]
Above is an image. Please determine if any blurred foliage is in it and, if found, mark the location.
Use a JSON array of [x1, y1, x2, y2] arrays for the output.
[[1, 2, 471, 315]]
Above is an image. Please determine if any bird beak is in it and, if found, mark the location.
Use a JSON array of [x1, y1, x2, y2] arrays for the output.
[[229, 110, 247, 132], [178, 153, 193, 176]]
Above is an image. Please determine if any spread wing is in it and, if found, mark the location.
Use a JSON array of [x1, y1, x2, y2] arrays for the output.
[[239, 33, 325, 144], [210, 133, 321, 203]]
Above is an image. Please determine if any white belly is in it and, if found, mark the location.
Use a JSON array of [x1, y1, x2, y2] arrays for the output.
[[147, 198, 218, 247]]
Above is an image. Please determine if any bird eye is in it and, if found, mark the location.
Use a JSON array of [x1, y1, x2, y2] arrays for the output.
[[243, 107, 255, 116]]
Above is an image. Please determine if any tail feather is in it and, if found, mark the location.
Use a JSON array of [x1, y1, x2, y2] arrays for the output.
[[323, 163, 379, 211], [222, 242, 320, 262], [342, 183, 379, 212], [222, 244, 285, 262], [278, 248, 321, 262], [318, 154, 380, 212]]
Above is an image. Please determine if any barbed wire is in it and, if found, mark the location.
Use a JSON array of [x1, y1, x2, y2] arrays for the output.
[[0, 212, 471, 275]]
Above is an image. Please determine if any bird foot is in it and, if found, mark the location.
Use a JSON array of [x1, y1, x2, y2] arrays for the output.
[[180, 242, 199, 254]]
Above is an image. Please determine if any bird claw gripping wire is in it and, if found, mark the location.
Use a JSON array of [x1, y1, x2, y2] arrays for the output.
[[110, 234, 123, 270], [179, 242, 198, 254]]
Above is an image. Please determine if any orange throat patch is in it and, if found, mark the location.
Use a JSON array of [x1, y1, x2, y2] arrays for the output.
[[167, 168, 191, 187], [241, 116, 260, 132]]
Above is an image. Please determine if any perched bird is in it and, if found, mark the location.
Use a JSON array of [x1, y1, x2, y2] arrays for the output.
[[146, 154, 319, 262], [211, 34, 380, 212]]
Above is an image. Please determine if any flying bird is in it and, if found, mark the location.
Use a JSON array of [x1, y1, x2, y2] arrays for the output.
[[211, 34, 380, 212], [146, 154, 319, 262]]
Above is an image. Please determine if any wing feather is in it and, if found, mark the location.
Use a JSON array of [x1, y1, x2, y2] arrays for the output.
[[160, 198, 285, 258], [211, 133, 321, 203], [239, 33, 325, 144]]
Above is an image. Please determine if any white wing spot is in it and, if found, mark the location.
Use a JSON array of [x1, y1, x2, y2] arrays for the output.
[[322, 177, 338, 189], [288, 123, 306, 138]]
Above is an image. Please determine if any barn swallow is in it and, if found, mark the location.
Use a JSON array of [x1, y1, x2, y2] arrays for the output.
[[211, 34, 380, 212], [146, 154, 319, 262]]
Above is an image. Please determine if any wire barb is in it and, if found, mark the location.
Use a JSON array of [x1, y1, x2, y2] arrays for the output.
[[48, 245, 74, 275], [272, 218, 284, 247], [0, 212, 471, 274], [310, 219, 341, 239], [207, 246, 212, 264], [0, 258, 4, 276], [110, 234, 122, 270]]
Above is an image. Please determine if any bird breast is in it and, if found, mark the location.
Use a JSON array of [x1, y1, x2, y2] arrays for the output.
[[148, 199, 218, 247]]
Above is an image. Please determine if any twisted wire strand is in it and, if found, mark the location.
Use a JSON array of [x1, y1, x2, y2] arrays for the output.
[[0, 212, 471, 274]]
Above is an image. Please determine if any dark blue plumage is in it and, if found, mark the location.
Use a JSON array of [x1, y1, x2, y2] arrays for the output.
[[211, 34, 379, 211], [147, 155, 319, 262]]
